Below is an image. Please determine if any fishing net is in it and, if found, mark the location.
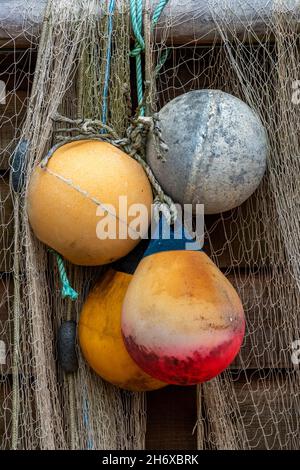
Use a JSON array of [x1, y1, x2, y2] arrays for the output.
[[0, 0, 145, 450], [0, 0, 300, 450], [152, 0, 300, 449]]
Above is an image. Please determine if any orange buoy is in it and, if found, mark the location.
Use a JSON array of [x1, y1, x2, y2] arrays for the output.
[[122, 220, 245, 385], [79, 268, 166, 392], [27, 140, 153, 266]]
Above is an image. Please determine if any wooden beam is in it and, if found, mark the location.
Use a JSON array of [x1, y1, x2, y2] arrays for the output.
[[155, 0, 300, 44], [0, 0, 299, 47]]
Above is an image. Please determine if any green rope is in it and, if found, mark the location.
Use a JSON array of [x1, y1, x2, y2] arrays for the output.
[[130, 0, 145, 115], [130, 0, 170, 115], [151, 0, 169, 28], [155, 48, 170, 75], [51, 250, 78, 301]]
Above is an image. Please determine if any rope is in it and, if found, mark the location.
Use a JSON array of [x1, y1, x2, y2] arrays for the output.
[[151, 0, 169, 28], [130, 0, 170, 115], [130, 0, 145, 115], [45, 112, 177, 223], [51, 250, 78, 301], [101, 0, 116, 127]]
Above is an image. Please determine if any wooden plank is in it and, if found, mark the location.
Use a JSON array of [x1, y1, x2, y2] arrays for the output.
[[155, 0, 300, 45], [203, 370, 299, 450], [228, 273, 289, 369], [0, 0, 299, 46], [204, 199, 268, 269], [232, 371, 299, 449], [146, 385, 197, 450]]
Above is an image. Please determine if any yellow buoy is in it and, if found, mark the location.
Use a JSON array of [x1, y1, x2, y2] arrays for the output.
[[78, 268, 166, 391], [27, 140, 153, 266]]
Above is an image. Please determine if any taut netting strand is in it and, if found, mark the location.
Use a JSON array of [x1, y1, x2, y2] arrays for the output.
[[0, 0, 300, 449]]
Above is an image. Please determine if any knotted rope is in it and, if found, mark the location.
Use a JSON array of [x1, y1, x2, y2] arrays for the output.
[[43, 110, 177, 223], [130, 0, 170, 114]]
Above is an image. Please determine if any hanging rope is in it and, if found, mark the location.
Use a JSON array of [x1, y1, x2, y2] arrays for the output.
[[130, 0, 170, 115], [51, 250, 78, 300], [151, 0, 169, 28], [101, 0, 116, 127], [130, 0, 145, 115]]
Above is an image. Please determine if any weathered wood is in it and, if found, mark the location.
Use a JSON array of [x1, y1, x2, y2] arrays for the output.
[[0, 0, 299, 46], [205, 200, 268, 269], [203, 370, 299, 450], [231, 371, 298, 449], [146, 385, 197, 449], [228, 273, 289, 369]]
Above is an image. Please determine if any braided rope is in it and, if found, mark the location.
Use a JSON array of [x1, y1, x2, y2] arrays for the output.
[[45, 112, 177, 222], [50, 250, 78, 301], [130, 0, 145, 115], [130, 0, 170, 114]]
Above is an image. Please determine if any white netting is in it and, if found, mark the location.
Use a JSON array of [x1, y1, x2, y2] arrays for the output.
[[153, 0, 300, 450], [0, 0, 299, 450], [1, 0, 145, 450]]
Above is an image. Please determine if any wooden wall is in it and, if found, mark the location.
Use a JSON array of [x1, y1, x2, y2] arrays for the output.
[[0, 46, 292, 450]]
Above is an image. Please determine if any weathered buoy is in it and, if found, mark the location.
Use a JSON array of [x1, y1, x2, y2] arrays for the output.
[[147, 90, 268, 214], [79, 267, 166, 391], [121, 219, 245, 385], [57, 320, 78, 373], [27, 140, 153, 266]]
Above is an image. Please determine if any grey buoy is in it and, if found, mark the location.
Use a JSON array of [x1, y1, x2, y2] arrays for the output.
[[147, 90, 268, 214], [57, 321, 78, 373]]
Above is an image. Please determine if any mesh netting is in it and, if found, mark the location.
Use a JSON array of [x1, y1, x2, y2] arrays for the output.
[[0, 0, 300, 450], [1, 0, 145, 450], [152, 0, 300, 449]]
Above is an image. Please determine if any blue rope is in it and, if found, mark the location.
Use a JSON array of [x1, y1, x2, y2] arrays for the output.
[[83, 392, 94, 450], [101, 0, 116, 129]]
